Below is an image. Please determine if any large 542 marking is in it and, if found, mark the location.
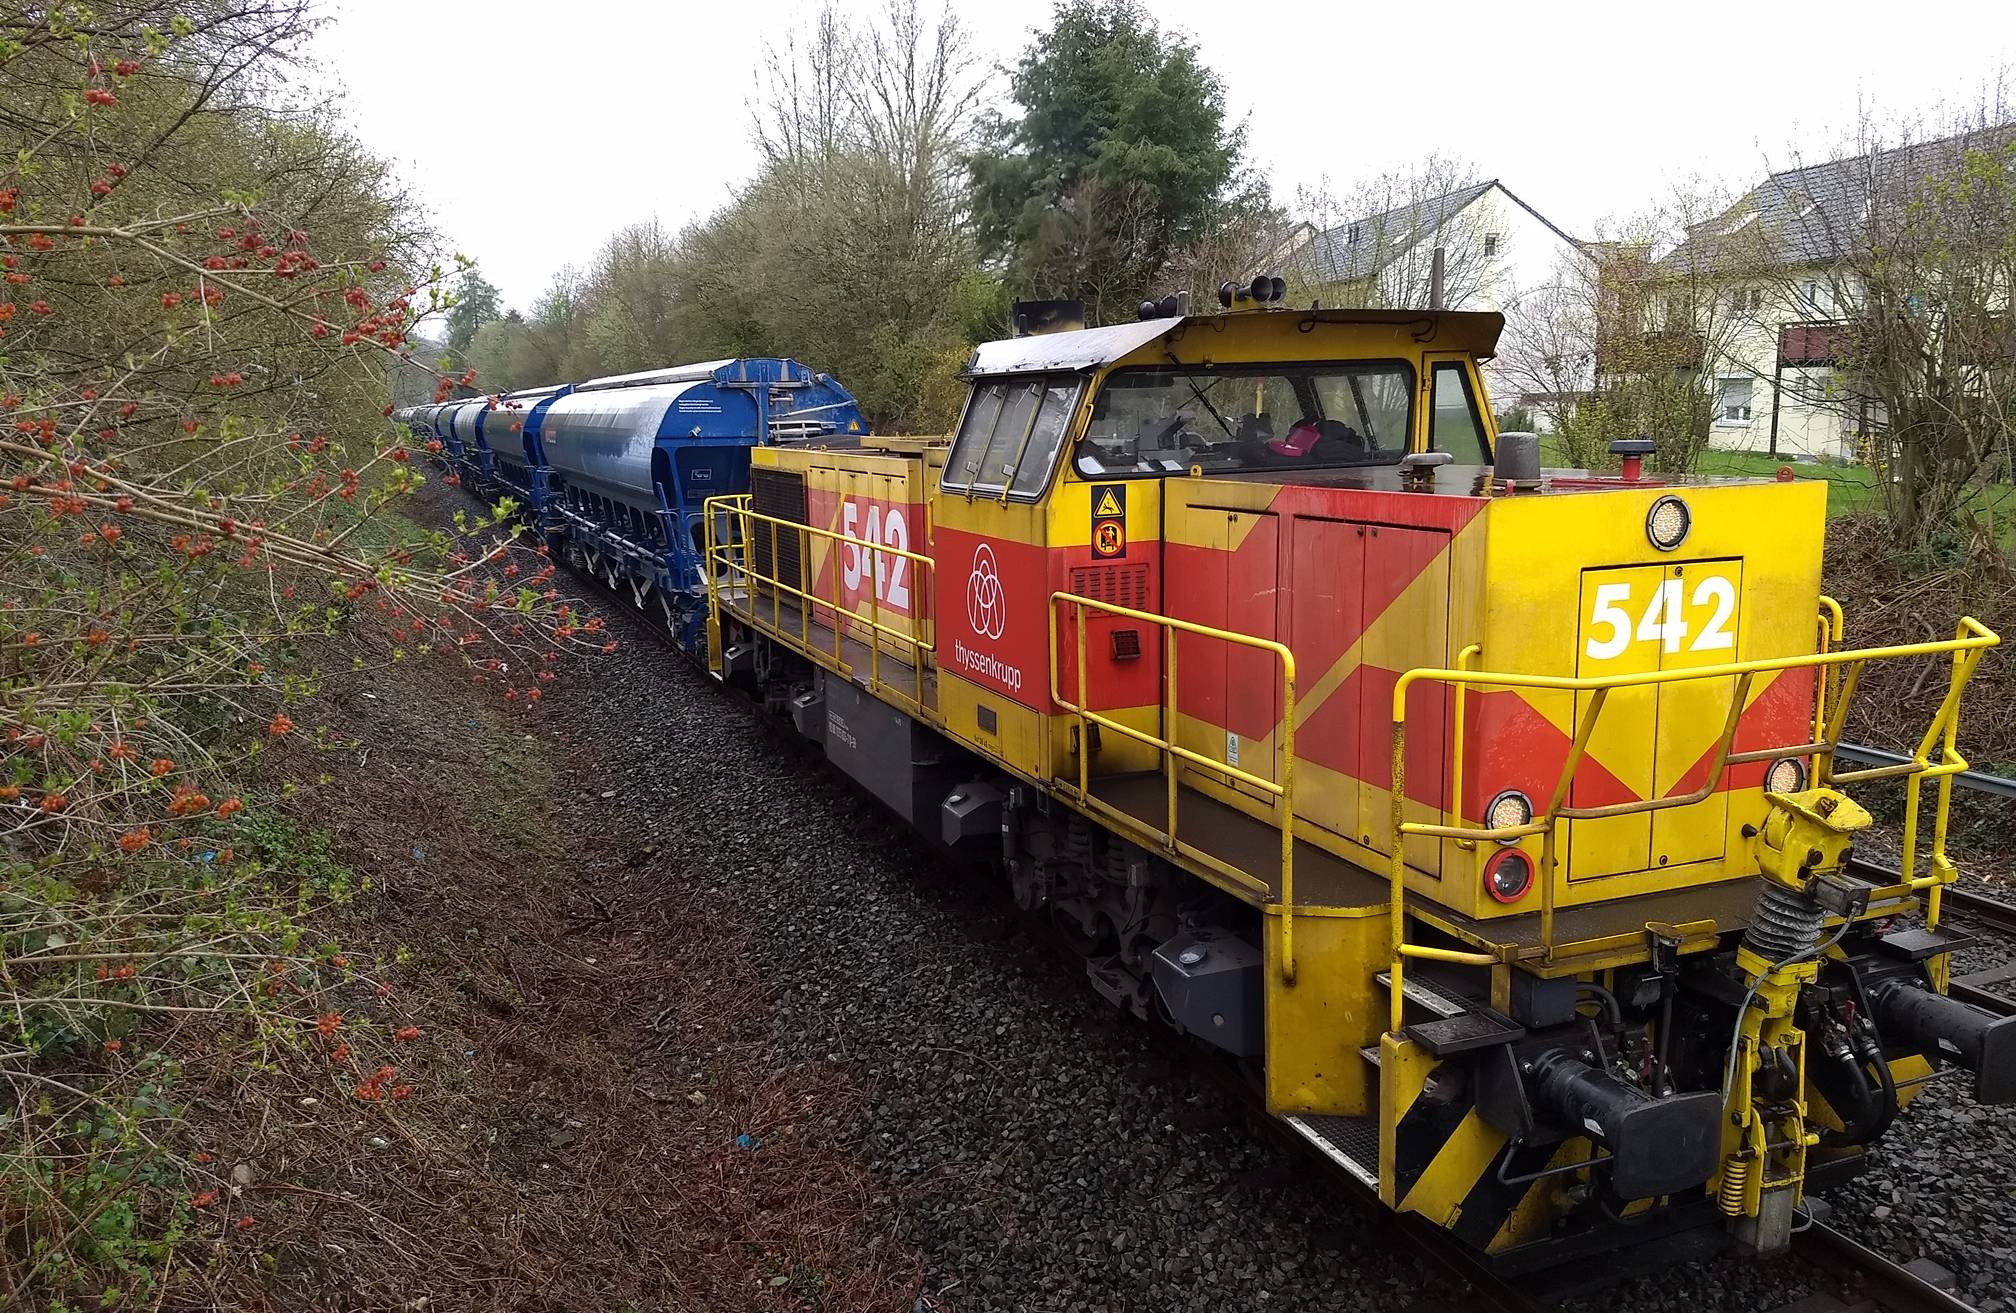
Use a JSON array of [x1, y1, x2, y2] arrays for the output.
[[1584, 572, 1737, 661], [839, 499, 913, 612]]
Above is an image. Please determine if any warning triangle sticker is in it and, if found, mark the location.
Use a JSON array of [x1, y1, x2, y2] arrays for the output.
[[1093, 487, 1123, 518]]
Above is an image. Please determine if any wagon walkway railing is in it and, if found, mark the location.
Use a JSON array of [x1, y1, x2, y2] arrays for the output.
[[703, 493, 937, 719], [1384, 606, 1999, 1028]]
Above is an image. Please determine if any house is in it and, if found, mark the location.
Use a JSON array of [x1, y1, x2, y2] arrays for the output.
[[1274, 180, 1588, 418], [1655, 128, 2012, 461], [1277, 180, 1586, 318]]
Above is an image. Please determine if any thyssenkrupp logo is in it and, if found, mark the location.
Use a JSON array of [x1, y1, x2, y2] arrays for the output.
[[966, 542, 1006, 640]]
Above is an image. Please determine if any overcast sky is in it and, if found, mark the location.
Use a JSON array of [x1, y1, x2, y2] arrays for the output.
[[307, 0, 2014, 312]]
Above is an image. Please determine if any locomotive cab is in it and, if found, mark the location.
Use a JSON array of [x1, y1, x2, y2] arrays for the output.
[[703, 298, 2001, 1274]]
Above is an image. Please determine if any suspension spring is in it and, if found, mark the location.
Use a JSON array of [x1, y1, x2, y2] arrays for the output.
[[1717, 1155, 1754, 1216], [1744, 881, 1825, 961]]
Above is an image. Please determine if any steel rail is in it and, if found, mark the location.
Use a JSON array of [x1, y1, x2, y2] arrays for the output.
[[1834, 741, 2016, 800], [1792, 1216, 1982, 1313], [1943, 885, 2016, 939]]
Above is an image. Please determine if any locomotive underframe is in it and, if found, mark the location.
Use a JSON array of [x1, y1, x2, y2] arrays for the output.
[[722, 610, 1992, 1274]]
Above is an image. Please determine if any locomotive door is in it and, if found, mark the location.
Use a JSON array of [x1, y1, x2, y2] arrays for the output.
[[1284, 516, 1369, 844], [1166, 507, 1280, 807], [1649, 559, 1742, 871], [1223, 510, 1281, 805], [1571, 558, 1744, 881], [1571, 564, 1661, 878], [933, 373, 1081, 777], [1356, 524, 1449, 880]]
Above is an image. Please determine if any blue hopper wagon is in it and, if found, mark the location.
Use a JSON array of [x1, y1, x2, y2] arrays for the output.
[[405, 358, 864, 654]]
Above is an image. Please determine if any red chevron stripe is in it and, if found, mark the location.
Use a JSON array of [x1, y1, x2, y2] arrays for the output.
[[1662, 668, 1816, 796]]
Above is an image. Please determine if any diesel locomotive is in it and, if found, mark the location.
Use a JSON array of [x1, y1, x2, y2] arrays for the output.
[[404, 286, 2006, 1276]]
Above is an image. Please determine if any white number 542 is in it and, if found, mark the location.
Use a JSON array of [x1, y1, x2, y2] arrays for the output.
[[1585, 576, 1736, 660]]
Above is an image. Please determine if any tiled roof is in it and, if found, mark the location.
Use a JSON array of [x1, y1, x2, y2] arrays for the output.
[[1296, 180, 1498, 284], [1660, 126, 2016, 273]]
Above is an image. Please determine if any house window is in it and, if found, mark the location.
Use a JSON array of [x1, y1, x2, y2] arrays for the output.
[[1483, 233, 1500, 258], [1727, 288, 1763, 315], [1715, 376, 1754, 425], [1348, 223, 1364, 245]]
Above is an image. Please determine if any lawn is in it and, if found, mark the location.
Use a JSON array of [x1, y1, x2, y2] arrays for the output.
[[1536, 436, 2012, 528], [1691, 450, 1882, 516]]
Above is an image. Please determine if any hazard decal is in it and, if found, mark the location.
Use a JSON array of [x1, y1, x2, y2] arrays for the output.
[[1090, 484, 1126, 559]]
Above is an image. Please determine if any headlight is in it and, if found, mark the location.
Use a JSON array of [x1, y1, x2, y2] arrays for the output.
[[1485, 849, 1535, 904], [1485, 788, 1534, 841], [1646, 495, 1691, 551], [1765, 756, 1808, 795]]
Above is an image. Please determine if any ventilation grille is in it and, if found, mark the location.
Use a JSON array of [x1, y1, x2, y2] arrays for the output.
[[749, 467, 807, 590], [1068, 563, 1150, 611]]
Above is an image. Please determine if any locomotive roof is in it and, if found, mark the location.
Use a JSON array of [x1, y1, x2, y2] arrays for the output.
[[966, 307, 1507, 378]]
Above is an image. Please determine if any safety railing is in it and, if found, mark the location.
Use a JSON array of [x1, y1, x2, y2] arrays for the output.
[[1381, 608, 1999, 1026], [1047, 591, 1303, 979], [703, 493, 937, 717]]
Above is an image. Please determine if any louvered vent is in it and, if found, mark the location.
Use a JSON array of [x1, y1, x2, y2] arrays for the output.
[[749, 467, 807, 593], [1067, 563, 1150, 610]]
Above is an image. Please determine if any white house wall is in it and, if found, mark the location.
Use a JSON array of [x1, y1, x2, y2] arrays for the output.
[[1462, 187, 1587, 424], [1704, 280, 1861, 461]]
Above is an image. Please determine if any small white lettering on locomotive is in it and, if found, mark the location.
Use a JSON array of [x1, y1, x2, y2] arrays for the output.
[[953, 639, 1023, 692]]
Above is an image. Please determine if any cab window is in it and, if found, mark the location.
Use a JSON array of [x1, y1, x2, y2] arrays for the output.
[[1429, 362, 1491, 464], [1074, 362, 1414, 477], [943, 374, 1080, 499]]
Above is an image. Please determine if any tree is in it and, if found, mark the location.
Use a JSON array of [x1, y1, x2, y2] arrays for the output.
[[445, 270, 502, 354], [487, 4, 987, 431], [1495, 184, 1748, 472], [969, 0, 1246, 323], [1745, 107, 2016, 547], [0, 8, 595, 1299]]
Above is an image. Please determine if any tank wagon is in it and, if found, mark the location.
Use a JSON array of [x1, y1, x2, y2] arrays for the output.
[[688, 289, 2006, 1273]]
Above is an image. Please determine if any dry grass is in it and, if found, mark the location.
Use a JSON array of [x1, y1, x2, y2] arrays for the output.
[[1820, 515, 2015, 771], [121, 614, 922, 1311]]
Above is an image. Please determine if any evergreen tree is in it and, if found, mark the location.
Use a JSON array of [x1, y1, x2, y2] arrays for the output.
[[969, 0, 1246, 322]]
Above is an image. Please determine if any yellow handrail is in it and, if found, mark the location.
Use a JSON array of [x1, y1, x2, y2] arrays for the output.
[[1048, 590, 1301, 980], [702, 493, 937, 714], [1384, 614, 1997, 1008]]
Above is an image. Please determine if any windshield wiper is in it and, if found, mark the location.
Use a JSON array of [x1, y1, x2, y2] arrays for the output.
[[1164, 352, 1237, 442]]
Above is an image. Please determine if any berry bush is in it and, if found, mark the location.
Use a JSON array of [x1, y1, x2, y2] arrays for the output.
[[0, 6, 604, 1304]]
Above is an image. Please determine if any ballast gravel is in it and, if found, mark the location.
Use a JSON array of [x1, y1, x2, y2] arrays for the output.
[[539, 592, 2011, 1312]]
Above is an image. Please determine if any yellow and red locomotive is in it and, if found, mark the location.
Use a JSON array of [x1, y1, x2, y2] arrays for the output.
[[701, 287, 2005, 1270]]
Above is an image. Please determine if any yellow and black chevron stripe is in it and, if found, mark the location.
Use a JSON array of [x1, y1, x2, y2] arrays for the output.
[[1381, 1035, 1612, 1252]]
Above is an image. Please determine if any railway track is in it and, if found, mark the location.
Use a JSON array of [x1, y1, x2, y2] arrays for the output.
[[554, 535, 2011, 1311], [1785, 1214, 1983, 1313]]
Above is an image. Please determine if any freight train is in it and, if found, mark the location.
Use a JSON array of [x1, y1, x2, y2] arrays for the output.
[[398, 358, 866, 649], [396, 286, 2006, 1278]]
